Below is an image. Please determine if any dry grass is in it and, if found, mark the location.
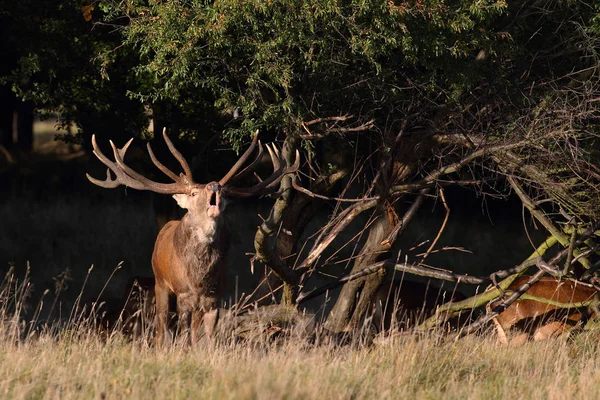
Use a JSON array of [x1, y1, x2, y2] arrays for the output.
[[2, 272, 600, 400], [2, 326, 600, 399]]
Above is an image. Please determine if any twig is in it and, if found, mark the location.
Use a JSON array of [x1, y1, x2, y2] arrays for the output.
[[297, 264, 386, 304], [297, 256, 539, 305], [291, 175, 379, 202], [241, 285, 283, 310], [299, 121, 375, 139], [419, 187, 449, 265], [506, 175, 592, 269], [564, 227, 577, 275], [390, 140, 528, 195], [303, 115, 352, 126]]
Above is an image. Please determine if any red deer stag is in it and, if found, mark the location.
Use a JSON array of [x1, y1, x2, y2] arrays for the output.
[[491, 276, 599, 345], [87, 129, 299, 345]]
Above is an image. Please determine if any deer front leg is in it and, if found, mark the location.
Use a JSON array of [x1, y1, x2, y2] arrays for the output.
[[190, 296, 219, 344], [191, 309, 206, 345], [176, 292, 195, 343], [154, 282, 170, 347]]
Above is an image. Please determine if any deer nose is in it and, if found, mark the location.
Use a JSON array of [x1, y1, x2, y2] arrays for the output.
[[206, 182, 221, 193]]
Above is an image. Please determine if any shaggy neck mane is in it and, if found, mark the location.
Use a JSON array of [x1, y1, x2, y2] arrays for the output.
[[173, 214, 229, 292]]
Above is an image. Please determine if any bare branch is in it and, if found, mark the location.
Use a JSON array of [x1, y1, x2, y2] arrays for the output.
[[303, 115, 352, 126], [390, 140, 528, 195], [506, 175, 592, 269], [295, 198, 379, 275], [291, 175, 379, 202], [419, 187, 449, 265]]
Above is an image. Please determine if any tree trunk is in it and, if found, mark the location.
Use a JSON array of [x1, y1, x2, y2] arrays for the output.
[[324, 204, 396, 332], [323, 129, 432, 333]]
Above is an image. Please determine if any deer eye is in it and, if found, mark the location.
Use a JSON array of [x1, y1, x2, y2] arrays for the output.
[[191, 192, 197, 197]]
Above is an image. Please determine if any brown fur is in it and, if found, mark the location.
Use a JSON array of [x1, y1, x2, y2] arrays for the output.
[[153, 186, 229, 346], [491, 276, 598, 345]]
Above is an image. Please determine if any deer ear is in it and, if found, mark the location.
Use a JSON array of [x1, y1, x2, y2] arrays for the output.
[[173, 193, 190, 209]]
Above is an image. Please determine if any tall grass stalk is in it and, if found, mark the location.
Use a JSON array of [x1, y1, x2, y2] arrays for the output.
[[1, 269, 600, 399]]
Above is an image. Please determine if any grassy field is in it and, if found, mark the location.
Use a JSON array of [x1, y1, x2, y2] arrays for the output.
[[1, 268, 599, 400], [2, 304, 600, 400]]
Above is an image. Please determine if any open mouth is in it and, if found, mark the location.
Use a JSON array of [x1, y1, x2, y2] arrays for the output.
[[207, 191, 220, 217]]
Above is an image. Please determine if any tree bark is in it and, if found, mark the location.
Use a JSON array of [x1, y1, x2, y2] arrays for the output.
[[324, 128, 430, 332], [324, 206, 394, 332]]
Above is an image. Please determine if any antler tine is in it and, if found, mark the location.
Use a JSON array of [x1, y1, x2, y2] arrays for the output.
[[146, 142, 180, 182], [224, 144, 300, 198], [87, 134, 147, 190], [86, 168, 120, 189], [256, 148, 300, 192], [219, 130, 260, 186], [229, 141, 264, 182], [162, 128, 194, 183], [111, 140, 189, 194], [265, 143, 282, 172]]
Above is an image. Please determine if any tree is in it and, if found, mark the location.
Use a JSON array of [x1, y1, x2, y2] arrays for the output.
[[97, 0, 600, 334], [0, 0, 150, 149], [11, 0, 597, 336]]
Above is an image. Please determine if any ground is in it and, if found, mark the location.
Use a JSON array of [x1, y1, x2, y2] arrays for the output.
[[1, 323, 600, 399]]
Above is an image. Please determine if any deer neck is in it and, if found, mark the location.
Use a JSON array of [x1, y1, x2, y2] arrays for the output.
[[178, 212, 224, 247], [172, 213, 228, 292]]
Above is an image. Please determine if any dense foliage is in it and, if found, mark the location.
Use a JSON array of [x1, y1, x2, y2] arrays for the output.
[[110, 0, 509, 140], [0, 0, 147, 144]]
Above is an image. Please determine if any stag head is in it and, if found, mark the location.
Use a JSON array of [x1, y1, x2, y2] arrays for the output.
[[87, 129, 299, 235], [173, 182, 225, 219]]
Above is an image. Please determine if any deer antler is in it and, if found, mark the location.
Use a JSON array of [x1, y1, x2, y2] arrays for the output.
[[88, 129, 299, 197], [86, 129, 197, 194], [223, 144, 300, 197], [219, 130, 261, 186]]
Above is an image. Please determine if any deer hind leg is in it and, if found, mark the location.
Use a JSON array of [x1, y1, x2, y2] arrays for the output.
[[202, 309, 219, 338], [492, 317, 510, 345], [190, 309, 205, 345], [533, 321, 569, 341], [154, 282, 171, 347]]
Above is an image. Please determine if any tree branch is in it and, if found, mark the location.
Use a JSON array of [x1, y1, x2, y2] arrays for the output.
[[295, 198, 379, 276], [506, 175, 592, 269], [390, 140, 528, 195]]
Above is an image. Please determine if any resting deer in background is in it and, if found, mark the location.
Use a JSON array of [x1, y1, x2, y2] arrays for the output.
[[87, 129, 299, 345], [491, 276, 599, 346]]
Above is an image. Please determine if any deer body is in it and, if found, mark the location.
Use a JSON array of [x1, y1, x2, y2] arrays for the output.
[[152, 215, 228, 343], [87, 129, 298, 345], [492, 276, 598, 345]]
